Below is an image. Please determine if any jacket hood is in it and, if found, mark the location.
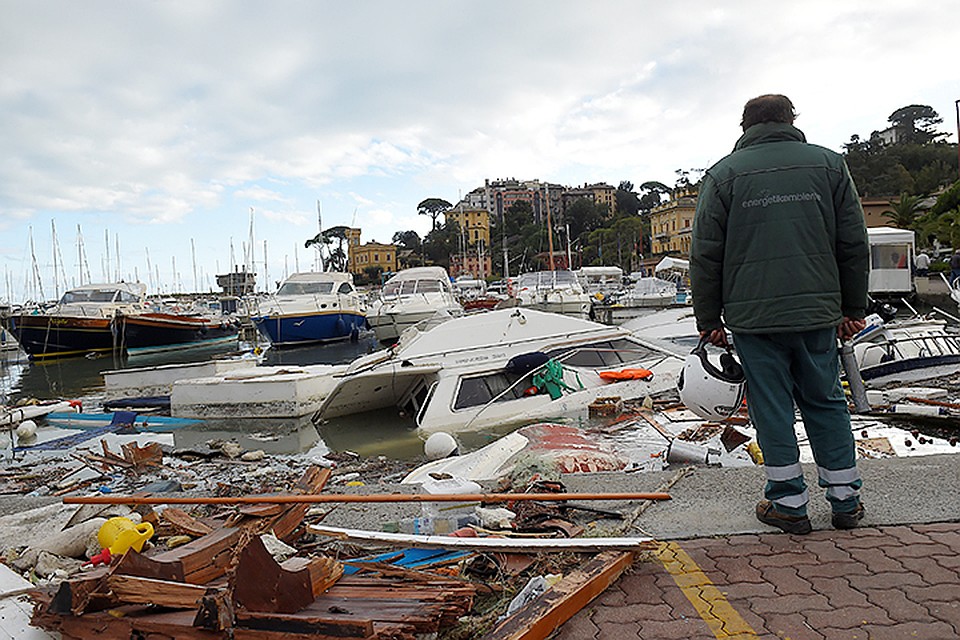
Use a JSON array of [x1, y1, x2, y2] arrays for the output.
[[734, 122, 807, 151]]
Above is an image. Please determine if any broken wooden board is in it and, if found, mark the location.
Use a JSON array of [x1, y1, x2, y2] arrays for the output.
[[33, 571, 474, 639], [229, 465, 332, 543], [162, 507, 215, 537], [308, 524, 655, 551], [232, 534, 343, 614], [486, 551, 634, 639]]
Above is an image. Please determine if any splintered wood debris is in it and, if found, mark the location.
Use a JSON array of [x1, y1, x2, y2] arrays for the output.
[[23, 464, 651, 639]]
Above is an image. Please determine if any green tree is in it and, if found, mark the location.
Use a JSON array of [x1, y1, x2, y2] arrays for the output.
[[422, 220, 459, 269], [305, 225, 350, 271], [888, 105, 946, 145], [362, 265, 384, 286], [615, 181, 641, 219], [638, 181, 671, 213], [882, 192, 922, 229], [566, 198, 605, 240], [915, 180, 960, 247], [417, 198, 452, 231]]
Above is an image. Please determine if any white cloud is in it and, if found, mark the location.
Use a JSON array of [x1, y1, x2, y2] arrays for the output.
[[0, 0, 956, 299]]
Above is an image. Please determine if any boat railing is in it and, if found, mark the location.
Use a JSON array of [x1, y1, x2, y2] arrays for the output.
[[859, 332, 960, 365]]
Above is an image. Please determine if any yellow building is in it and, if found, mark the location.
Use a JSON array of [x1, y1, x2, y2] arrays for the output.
[[345, 228, 397, 275], [649, 189, 698, 257], [445, 206, 491, 246], [586, 182, 617, 217]]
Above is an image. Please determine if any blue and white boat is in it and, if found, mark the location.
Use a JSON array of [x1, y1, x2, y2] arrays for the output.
[[253, 272, 367, 347]]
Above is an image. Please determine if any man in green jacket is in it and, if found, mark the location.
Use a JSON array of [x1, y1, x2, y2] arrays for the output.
[[689, 94, 869, 534]]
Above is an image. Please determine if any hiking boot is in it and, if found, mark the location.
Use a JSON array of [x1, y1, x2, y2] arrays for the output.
[[832, 503, 865, 530], [755, 499, 812, 535]]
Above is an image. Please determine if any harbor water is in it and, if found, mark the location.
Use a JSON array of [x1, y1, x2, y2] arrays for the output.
[[0, 331, 596, 462]]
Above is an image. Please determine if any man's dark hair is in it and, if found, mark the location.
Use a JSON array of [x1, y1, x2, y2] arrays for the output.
[[741, 94, 796, 131]]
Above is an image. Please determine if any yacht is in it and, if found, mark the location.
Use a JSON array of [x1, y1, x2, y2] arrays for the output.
[[252, 272, 367, 347], [10, 282, 147, 359], [367, 266, 462, 345], [514, 270, 592, 319]]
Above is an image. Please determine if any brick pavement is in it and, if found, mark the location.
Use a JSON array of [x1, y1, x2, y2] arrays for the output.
[[556, 523, 960, 639]]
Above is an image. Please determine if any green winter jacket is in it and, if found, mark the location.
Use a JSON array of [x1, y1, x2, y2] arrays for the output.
[[690, 122, 869, 334]]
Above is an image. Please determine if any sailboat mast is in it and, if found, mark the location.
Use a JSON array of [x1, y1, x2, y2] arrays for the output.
[[263, 240, 269, 291], [316, 200, 322, 272], [51, 220, 60, 299], [104, 229, 110, 282], [29, 227, 45, 302], [545, 186, 555, 270], [191, 239, 198, 294]]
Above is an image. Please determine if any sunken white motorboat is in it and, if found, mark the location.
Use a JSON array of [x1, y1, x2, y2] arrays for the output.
[[313, 307, 683, 434]]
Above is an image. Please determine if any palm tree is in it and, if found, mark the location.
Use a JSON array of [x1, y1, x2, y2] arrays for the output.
[[881, 192, 922, 229]]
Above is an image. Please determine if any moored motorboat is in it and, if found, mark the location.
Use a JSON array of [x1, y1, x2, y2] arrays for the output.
[[9, 282, 147, 360], [114, 311, 240, 356], [252, 272, 367, 347], [514, 270, 592, 319], [367, 266, 462, 344]]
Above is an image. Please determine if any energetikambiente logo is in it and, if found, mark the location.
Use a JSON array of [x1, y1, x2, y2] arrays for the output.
[[742, 191, 822, 209]]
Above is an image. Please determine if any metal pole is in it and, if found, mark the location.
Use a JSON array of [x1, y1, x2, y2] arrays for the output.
[[955, 99, 960, 180], [839, 341, 871, 414]]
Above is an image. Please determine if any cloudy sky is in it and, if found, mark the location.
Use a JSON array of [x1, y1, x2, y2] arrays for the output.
[[1, 0, 957, 300]]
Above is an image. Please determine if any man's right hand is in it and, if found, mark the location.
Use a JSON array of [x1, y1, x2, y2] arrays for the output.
[[700, 328, 729, 347], [837, 317, 867, 341]]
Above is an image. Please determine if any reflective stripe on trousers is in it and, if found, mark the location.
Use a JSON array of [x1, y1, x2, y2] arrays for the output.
[[735, 329, 861, 515]]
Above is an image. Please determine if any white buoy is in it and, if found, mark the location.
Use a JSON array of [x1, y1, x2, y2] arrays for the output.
[[424, 432, 459, 460], [15, 419, 37, 442]]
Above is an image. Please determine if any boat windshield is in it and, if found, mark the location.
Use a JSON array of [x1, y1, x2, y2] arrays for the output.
[[383, 279, 445, 297], [277, 282, 335, 296], [518, 271, 580, 290], [60, 289, 129, 304]]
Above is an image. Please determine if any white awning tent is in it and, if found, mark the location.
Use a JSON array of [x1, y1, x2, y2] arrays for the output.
[[867, 226, 915, 295]]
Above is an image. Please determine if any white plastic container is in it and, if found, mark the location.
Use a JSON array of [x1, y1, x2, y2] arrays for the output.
[[420, 476, 482, 520]]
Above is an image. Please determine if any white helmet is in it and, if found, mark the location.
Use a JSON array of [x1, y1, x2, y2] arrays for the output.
[[677, 337, 746, 421]]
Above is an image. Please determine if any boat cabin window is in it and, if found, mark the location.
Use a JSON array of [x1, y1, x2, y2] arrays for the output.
[[277, 282, 335, 296], [546, 338, 660, 367], [337, 283, 354, 294], [453, 372, 526, 410], [416, 279, 442, 293], [61, 288, 132, 304]]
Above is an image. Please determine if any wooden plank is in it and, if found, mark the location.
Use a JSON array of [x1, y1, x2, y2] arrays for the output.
[[106, 574, 211, 608], [234, 610, 374, 638], [162, 507, 215, 537], [485, 551, 634, 640], [307, 525, 654, 551]]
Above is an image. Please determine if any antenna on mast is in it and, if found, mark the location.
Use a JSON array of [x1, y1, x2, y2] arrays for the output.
[[191, 239, 198, 293], [103, 229, 110, 282], [29, 226, 45, 302], [76, 225, 92, 285], [317, 200, 322, 272], [145, 247, 153, 291]]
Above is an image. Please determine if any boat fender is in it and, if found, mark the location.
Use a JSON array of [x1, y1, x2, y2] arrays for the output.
[[505, 352, 550, 376], [68, 399, 83, 413], [598, 368, 654, 381]]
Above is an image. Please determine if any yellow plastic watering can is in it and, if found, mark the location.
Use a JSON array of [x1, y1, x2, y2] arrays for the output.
[[97, 517, 154, 555]]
